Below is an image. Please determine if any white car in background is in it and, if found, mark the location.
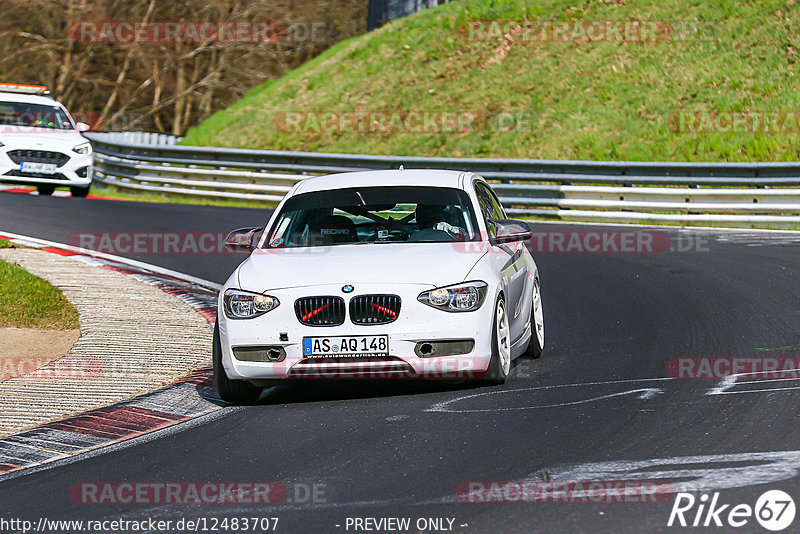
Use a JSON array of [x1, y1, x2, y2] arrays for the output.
[[214, 170, 545, 403], [0, 84, 93, 197]]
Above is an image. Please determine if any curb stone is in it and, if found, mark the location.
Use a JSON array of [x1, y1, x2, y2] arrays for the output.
[[0, 238, 223, 476]]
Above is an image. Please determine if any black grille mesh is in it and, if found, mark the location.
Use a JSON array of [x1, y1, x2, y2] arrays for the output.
[[7, 150, 70, 167], [349, 295, 401, 325], [295, 296, 345, 326]]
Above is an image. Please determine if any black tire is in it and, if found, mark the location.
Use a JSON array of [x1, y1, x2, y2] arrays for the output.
[[213, 322, 262, 404], [37, 184, 55, 196], [522, 277, 544, 359], [522, 326, 543, 359], [486, 295, 511, 384], [70, 186, 90, 198]]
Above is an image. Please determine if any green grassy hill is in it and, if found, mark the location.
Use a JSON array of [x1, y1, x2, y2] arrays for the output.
[[183, 0, 800, 162]]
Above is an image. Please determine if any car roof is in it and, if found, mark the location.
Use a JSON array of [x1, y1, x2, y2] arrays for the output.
[[0, 92, 62, 106], [293, 169, 469, 195]]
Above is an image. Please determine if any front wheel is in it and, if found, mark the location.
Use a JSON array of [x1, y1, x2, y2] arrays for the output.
[[37, 184, 55, 196], [486, 296, 511, 384], [213, 322, 262, 404], [522, 276, 544, 359], [70, 185, 90, 198]]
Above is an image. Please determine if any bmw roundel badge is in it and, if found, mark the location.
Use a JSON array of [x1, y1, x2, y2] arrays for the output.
[[342, 285, 354, 293]]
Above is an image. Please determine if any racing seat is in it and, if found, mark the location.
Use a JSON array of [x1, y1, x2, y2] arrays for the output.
[[308, 215, 358, 245]]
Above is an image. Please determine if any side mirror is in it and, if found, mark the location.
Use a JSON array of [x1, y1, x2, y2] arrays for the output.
[[489, 219, 533, 245], [76, 122, 91, 132], [224, 227, 261, 252]]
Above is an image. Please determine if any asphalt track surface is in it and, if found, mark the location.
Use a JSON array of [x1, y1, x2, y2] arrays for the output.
[[1, 192, 800, 533]]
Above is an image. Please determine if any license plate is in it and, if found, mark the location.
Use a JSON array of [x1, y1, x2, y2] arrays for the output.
[[303, 335, 389, 358], [20, 162, 57, 174]]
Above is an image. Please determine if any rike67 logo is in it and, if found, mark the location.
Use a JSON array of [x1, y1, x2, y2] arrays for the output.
[[668, 490, 795, 531]]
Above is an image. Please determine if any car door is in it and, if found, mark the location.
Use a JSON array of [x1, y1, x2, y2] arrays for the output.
[[474, 181, 531, 344]]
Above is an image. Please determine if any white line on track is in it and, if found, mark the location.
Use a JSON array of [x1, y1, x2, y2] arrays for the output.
[[424, 377, 672, 413], [0, 229, 222, 290], [707, 368, 800, 395]]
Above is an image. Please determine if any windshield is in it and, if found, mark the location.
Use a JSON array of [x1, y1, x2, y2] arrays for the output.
[[264, 186, 480, 248], [0, 101, 73, 130]]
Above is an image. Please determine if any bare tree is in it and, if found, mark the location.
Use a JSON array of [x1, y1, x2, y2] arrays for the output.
[[0, 0, 367, 134]]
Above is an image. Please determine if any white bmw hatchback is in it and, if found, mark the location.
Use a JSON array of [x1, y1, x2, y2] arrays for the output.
[[214, 169, 544, 403]]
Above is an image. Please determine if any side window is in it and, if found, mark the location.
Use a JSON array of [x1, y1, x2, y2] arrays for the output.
[[486, 185, 507, 219], [474, 182, 502, 238], [268, 216, 292, 246]]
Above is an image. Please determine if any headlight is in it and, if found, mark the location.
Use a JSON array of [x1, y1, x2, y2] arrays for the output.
[[72, 142, 92, 155], [418, 281, 488, 312], [223, 289, 279, 319]]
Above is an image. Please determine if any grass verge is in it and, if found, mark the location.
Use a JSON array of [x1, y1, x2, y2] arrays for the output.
[[0, 243, 80, 330], [183, 0, 800, 162]]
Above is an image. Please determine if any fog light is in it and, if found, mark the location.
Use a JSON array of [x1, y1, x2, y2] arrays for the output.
[[418, 343, 435, 356], [233, 346, 286, 362], [414, 339, 475, 358]]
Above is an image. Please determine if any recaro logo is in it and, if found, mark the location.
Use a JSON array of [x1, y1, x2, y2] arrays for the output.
[[668, 490, 795, 530], [320, 228, 350, 235]]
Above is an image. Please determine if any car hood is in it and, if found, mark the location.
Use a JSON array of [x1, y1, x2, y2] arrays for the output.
[[236, 242, 484, 291], [0, 131, 87, 150]]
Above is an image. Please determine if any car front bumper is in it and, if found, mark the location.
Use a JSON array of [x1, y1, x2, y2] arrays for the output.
[[0, 151, 92, 188], [219, 282, 495, 381]]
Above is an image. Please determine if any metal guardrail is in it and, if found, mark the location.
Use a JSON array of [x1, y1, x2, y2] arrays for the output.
[[92, 131, 183, 146], [87, 133, 800, 228], [368, 0, 453, 31]]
